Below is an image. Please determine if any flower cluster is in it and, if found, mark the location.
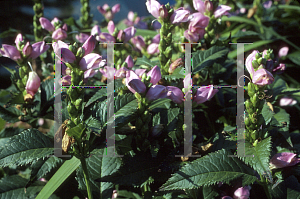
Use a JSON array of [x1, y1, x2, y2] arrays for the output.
[[39, 17, 68, 40], [97, 4, 120, 21]]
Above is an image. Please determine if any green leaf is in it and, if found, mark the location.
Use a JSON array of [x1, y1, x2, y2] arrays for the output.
[[36, 157, 81, 199], [8, 92, 24, 105], [85, 88, 107, 107], [40, 78, 54, 110], [0, 105, 21, 123], [162, 67, 185, 81], [136, 56, 156, 68], [149, 98, 172, 110], [0, 127, 23, 146], [0, 175, 51, 199], [161, 149, 257, 190], [66, 123, 85, 140], [0, 128, 53, 167], [114, 93, 136, 112], [286, 175, 300, 199], [76, 149, 122, 198], [271, 107, 292, 147], [231, 30, 260, 38], [278, 4, 300, 12], [135, 28, 158, 38], [192, 46, 229, 73], [31, 156, 64, 181], [287, 51, 300, 66], [240, 136, 272, 176], [222, 16, 257, 26], [0, 28, 19, 38], [262, 102, 275, 125]]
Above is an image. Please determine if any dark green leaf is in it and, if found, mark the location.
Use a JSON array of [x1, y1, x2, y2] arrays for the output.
[[66, 123, 85, 140], [262, 102, 275, 125], [192, 46, 229, 73], [85, 88, 107, 107], [41, 78, 54, 110], [231, 30, 260, 38], [0, 128, 53, 167], [287, 51, 300, 66], [0, 105, 21, 123], [149, 98, 172, 110], [161, 149, 257, 190], [240, 137, 272, 176], [114, 93, 136, 112], [135, 56, 156, 68], [162, 67, 185, 81]]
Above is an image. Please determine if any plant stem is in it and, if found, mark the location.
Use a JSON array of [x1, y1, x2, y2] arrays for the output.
[[80, 157, 93, 199]]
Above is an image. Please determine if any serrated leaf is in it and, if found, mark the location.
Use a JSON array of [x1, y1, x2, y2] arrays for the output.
[[114, 93, 136, 112], [262, 102, 275, 125], [0, 105, 21, 123], [66, 123, 85, 140], [32, 156, 64, 180], [192, 46, 229, 74], [271, 107, 292, 147], [135, 56, 156, 67], [161, 149, 257, 190], [8, 92, 24, 104], [0, 128, 53, 167], [76, 149, 122, 199], [240, 136, 272, 176], [85, 88, 107, 107], [0, 175, 50, 199], [149, 98, 172, 110], [162, 67, 185, 81]]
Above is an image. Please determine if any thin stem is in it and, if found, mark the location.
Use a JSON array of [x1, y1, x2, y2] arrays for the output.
[[80, 158, 93, 199]]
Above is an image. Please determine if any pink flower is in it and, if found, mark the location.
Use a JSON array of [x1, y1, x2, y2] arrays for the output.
[[112, 4, 121, 14], [76, 33, 90, 43], [263, 1, 272, 9], [29, 41, 50, 59], [99, 66, 115, 80], [252, 68, 274, 85], [245, 50, 259, 76], [126, 71, 146, 94], [204, 0, 213, 12], [270, 152, 300, 169], [52, 40, 76, 63], [52, 28, 68, 40], [115, 67, 129, 79], [272, 63, 286, 74], [280, 97, 297, 106], [39, 17, 55, 32], [79, 53, 105, 71], [189, 12, 209, 29], [214, 5, 232, 18], [170, 7, 190, 24], [146, 85, 168, 101], [125, 55, 134, 68], [233, 186, 251, 199], [0, 44, 21, 61], [147, 65, 161, 84], [15, 33, 23, 50], [278, 46, 289, 58], [159, 5, 168, 19], [26, 71, 41, 96], [184, 29, 205, 43], [107, 21, 115, 35], [123, 27, 136, 43], [97, 4, 120, 20], [22, 42, 33, 57], [146, 0, 161, 19], [62, 75, 71, 86], [91, 25, 101, 36], [147, 43, 159, 54], [84, 68, 99, 79], [135, 69, 147, 78], [82, 35, 96, 56], [166, 86, 184, 104], [131, 36, 146, 51], [193, 85, 218, 104], [152, 34, 160, 43], [96, 33, 116, 43], [193, 0, 206, 14]]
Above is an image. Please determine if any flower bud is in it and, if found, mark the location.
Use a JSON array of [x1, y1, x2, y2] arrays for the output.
[[125, 55, 134, 68], [193, 86, 218, 104], [280, 97, 297, 106], [147, 65, 161, 85], [170, 7, 190, 24], [22, 42, 33, 57], [204, 0, 213, 12], [146, 0, 161, 19], [25, 71, 41, 96], [159, 5, 168, 19], [76, 47, 85, 58], [82, 35, 96, 56], [252, 60, 259, 69], [278, 46, 289, 58], [233, 186, 251, 199], [255, 52, 262, 59]]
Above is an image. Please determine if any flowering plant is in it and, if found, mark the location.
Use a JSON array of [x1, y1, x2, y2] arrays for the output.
[[0, 0, 300, 198]]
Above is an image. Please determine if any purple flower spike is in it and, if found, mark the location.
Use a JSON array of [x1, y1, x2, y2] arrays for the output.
[[193, 85, 218, 104], [1, 44, 21, 61], [126, 71, 146, 94], [125, 55, 134, 68], [270, 152, 300, 169], [146, 0, 161, 19], [76, 33, 90, 43], [52, 28, 68, 40], [170, 7, 190, 24], [214, 5, 232, 18], [233, 186, 251, 199], [147, 65, 161, 84], [252, 68, 274, 85], [82, 35, 96, 56], [30, 41, 50, 59], [166, 86, 184, 104], [146, 85, 168, 101], [39, 17, 55, 32]]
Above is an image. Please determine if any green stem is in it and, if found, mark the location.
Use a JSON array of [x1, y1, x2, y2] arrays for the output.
[[80, 158, 93, 199]]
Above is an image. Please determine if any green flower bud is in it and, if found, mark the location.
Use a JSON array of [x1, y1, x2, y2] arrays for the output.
[[247, 82, 255, 97], [67, 103, 77, 116], [19, 68, 25, 79], [73, 42, 79, 49], [253, 139, 258, 146], [22, 75, 28, 85], [257, 57, 263, 65], [251, 93, 258, 107], [69, 45, 76, 54], [134, 92, 141, 101], [245, 100, 252, 110], [75, 99, 82, 109], [251, 130, 258, 140], [255, 52, 262, 60], [252, 60, 259, 69], [164, 46, 172, 58], [245, 117, 251, 126], [76, 47, 85, 58]]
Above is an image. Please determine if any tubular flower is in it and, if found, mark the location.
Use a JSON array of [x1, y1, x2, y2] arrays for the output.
[[270, 152, 300, 169], [147, 65, 161, 84], [252, 69, 274, 86], [193, 85, 218, 104], [25, 71, 41, 96]]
